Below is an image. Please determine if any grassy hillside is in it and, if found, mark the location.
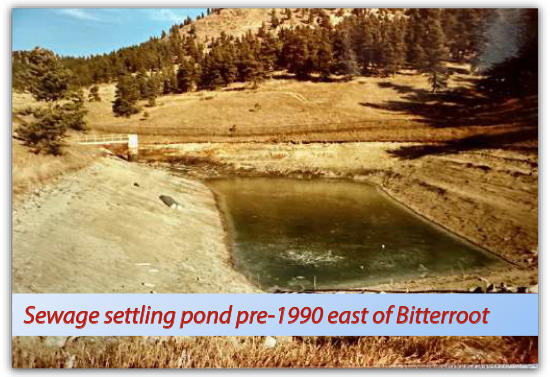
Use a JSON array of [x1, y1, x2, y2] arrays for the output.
[[58, 63, 535, 146]]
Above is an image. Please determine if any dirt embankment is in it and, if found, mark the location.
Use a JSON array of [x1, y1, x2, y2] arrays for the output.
[[11, 143, 538, 367], [12, 141, 538, 292], [142, 141, 538, 288], [12, 156, 258, 293]]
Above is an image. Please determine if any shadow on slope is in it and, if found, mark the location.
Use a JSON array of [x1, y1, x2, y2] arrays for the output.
[[360, 81, 537, 159]]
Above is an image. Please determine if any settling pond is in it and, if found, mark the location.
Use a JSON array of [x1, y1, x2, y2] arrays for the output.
[[207, 177, 503, 290]]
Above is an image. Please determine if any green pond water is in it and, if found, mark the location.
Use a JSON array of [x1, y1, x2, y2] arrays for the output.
[[207, 177, 502, 290]]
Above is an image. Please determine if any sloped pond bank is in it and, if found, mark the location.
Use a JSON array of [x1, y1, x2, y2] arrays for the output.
[[142, 141, 538, 292], [12, 156, 258, 294]]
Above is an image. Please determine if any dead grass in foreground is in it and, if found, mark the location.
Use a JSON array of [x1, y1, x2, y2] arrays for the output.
[[12, 140, 99, 199], [12, 336, 537, 368]]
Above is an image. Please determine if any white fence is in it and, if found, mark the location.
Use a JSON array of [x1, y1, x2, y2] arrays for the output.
[[74, 134, 130, 145]]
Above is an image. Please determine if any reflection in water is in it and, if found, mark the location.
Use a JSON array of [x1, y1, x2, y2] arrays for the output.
[[208, 177, 502, 290]]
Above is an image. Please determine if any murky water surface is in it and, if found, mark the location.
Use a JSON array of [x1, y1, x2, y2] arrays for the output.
[[208, 177, 501, 290]]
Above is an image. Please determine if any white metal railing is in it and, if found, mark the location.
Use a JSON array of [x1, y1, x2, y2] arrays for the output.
[[74, 134, 129, 145]]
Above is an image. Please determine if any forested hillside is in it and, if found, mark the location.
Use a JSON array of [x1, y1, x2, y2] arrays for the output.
[[12, 8, 537, 149], [13, 9, 500, 90]]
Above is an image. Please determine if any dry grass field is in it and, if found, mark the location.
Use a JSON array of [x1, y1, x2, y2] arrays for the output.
[[12, 336, 537, 368], [71, 64, 536, 146], [13, 63, 536, 149], [84, 73, 432, 142]]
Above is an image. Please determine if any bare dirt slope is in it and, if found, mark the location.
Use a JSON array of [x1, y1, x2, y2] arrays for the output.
[[12, 156, 257, 293]]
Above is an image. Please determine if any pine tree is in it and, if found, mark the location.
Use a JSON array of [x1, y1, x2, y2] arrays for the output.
[[18, 107, 67, 155], [60, 89, 88, 131], [184, 37, 202, 63], [405, 9, 428, 68], [144, 74, 161, 106], [200, 55, 225, 90], [257, 22, 269, 38], [168, 26, 184, 64], [315, 29, 334, 80], [349, 16, 373, 73], [161, 67, 178, 94], [136, 70, 149, 99], [18, 89, 88, 155], [112, 75, 140, 117], [259, 32, 280, 74], [27, 47, 72, 102], [282, 28, 313, 79], [382, 19, 407, 75], [177, 60, 196, 92], [442, 9, 490, 62], [17, 48, 88, 155], [207, 36, 238, 87], [421, 10, 449, 93], [237, 42, 264, 87], [12, 51, 32, 91], [333, 28, 359, 79]]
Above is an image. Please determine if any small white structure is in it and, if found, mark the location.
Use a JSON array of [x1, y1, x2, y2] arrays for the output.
[[128, 134, 139, 161], [75, 134, 139, 161]]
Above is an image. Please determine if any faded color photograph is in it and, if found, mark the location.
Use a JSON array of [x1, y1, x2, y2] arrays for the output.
[[12, 8, 537, 368]]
